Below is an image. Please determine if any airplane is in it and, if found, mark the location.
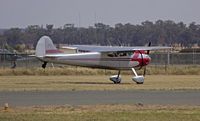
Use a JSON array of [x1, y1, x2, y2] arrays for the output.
[[35, 36, 172, 84], [0, 49, 24, 68]]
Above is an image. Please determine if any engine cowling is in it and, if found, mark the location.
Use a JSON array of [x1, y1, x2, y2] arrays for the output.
[[132, 51, 151, 70]]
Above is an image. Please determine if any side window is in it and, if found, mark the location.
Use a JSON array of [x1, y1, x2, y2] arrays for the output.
[[107, 53, 114, 57], [107, 52, 130, 57], [118, 52, 127, 56], [107, 52, 118, 57], [127, 51, 135, 56]]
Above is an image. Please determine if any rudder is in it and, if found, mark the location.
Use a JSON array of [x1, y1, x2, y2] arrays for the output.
[[36, 36, 62, 57]]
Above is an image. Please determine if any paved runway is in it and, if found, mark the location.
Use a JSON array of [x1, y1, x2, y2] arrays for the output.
[[0, 90, 200, 106]]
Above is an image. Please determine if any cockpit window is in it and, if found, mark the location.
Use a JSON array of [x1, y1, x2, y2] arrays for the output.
[[107, 51, 134, 57], [118, 52, 127, 56], [127, 51, 135, 56], [107, 53, 115, 57]]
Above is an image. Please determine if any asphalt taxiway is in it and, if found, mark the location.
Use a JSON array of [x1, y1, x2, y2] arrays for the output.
[[0, 90, 200, 106]]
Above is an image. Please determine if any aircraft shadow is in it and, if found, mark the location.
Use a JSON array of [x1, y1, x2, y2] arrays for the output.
[[51, 81, 131, 85]]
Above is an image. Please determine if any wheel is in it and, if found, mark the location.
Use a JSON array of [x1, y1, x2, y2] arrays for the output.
[[132, 76, 144, 84], [136, 82, 144, 84], [114, 80, 121, 84], [110, 75, 121, 84]]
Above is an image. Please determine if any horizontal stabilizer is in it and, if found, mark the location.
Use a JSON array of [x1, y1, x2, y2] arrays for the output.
[[28, 55, 36, 57]]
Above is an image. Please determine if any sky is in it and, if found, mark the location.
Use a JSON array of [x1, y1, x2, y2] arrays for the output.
[[0, 0, 200, 28]]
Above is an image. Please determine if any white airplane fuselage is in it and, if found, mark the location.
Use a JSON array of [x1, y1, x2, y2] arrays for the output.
[[35, 36, 171, 84], [38, 51, 150, 70]]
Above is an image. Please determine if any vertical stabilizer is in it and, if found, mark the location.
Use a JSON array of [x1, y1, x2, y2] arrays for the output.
[[36, 36, 62, 57]]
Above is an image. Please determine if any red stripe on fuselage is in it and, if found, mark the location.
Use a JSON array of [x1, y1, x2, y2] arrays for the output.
[[46, 49, 63, 54], [60, 58, 132, 61], [59, 57, 149, 65]]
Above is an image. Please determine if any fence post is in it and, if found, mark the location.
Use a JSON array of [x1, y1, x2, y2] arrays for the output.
[[3, 49, 5, 69], [167, 49, 170, 66], [26, 52, 28, 69], [193, 49, 195, 65]]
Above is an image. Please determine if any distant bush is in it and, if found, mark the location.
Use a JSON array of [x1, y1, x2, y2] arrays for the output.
[[14, 44, 25, 52]]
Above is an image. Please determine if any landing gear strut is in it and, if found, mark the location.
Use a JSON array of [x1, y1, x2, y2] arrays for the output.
[[132, 68, 144, 84], [110, 70, 121, 84]]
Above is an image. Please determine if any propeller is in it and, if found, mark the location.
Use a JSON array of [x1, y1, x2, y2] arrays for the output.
[[143, 42, 151, 77], [147, 42, 151, 54], [42, 62, 47, 69]]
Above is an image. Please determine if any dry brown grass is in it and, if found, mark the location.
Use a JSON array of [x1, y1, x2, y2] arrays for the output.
[[0, 105, 200, 121], [0, 65, 200, 76], [0, 105, 200, 113], [0, 75, 200, 91]]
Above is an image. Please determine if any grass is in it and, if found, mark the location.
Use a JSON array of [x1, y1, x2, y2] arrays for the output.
[[0, 65, 200, 76], [0, 75, 200, 91], [0, 105, 200, 121]]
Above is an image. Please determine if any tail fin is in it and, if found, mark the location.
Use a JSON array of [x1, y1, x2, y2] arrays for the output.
[[36, 36, 62, 57]]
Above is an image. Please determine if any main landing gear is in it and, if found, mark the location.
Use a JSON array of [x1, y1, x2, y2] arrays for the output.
[[110, 70, 121, 84], [110, 68, 144, 84], [131, 68, 144, 84]]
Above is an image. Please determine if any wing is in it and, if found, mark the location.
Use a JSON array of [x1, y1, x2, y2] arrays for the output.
[[62, 45, 172, 52]]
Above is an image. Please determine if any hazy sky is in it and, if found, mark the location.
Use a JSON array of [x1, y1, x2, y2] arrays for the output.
[[0, 0, 200, 28]]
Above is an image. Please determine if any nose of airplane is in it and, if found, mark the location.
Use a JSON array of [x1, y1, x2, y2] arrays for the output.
[[143, 54, 151, 66]]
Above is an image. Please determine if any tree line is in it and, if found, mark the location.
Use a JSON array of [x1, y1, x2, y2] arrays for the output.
[[0, 20, 200, 52]]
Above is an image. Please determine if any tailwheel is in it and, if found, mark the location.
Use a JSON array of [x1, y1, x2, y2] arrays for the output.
[[110, 71, 121, 84], [42, 62, 47, 69]]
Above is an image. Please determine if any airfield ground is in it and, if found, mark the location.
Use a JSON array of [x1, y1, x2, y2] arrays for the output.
[[0, 75, 200, 91], [0, 105, 200, 121], [1, 75, 200, 121]]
